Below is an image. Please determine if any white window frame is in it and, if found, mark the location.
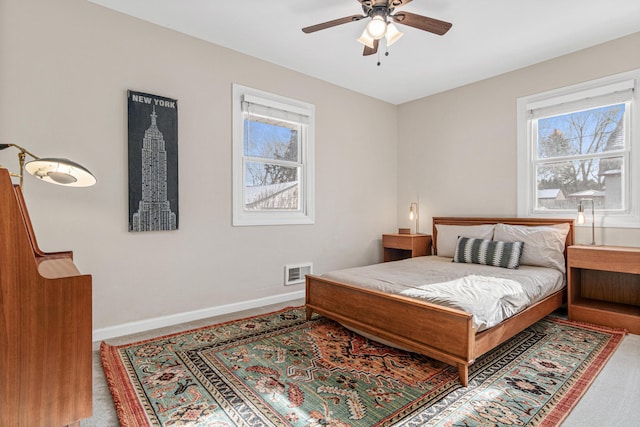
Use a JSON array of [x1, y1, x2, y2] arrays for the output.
[[232, 84, 315, 226], [517, 70, 640, 228]]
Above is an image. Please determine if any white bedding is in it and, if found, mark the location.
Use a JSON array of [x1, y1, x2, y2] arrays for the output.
[[321, 256, 565, 331]]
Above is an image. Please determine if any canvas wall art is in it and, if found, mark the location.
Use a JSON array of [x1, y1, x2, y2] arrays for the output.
[[127, 90, 179, 232]]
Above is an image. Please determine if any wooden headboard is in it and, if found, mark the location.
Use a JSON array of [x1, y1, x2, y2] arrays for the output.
[[432, 217, 575, 256]]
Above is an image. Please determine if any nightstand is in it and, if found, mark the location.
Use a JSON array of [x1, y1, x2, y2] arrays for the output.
[[567, 245, 640, 334], [382, 234, 432, 262]]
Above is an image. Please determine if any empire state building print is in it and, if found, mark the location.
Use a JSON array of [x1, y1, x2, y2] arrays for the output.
[[128, 90, 178, 232]]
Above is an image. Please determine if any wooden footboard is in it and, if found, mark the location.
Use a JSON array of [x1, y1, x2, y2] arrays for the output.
[[305, 274, 475, 385], [306, 274, 565, 387], [306, 217, 574, 387]]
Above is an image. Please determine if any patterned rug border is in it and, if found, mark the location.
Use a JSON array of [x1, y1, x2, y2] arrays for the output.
[[101, 306, 305, 427], [101, 306, 627, 427], [533, 317, 627, 426]]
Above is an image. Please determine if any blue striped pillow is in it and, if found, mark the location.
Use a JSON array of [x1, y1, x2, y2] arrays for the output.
[[453, 237, 524, 269]]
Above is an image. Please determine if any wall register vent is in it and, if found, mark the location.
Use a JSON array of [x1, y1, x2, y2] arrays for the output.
[[284, 263, 312, 286]]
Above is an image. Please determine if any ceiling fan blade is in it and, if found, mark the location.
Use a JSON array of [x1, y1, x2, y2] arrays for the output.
[[363, 39, 379, 56], [391, 12, 452, 35], [389, 0, 413, 7], [302, 14, 367, 33]]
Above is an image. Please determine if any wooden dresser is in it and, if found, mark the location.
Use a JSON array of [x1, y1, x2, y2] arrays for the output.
[[0, 168, 92, 426]]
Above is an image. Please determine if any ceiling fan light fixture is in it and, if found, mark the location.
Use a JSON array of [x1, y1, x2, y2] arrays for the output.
[[302, 2, 452, 61], [385, 22, 404, 46], [357, 29, 375, 49], [366, 15, 387, 40]]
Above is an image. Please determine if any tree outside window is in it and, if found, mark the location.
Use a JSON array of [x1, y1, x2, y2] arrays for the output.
[[244, 119, 300, 211], [535, 103, 625, 211], [232, 84, 315, 226]]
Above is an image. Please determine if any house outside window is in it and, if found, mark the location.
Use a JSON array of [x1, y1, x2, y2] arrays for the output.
[[232, 84, 315, 226], [517, 70, 640, 228]]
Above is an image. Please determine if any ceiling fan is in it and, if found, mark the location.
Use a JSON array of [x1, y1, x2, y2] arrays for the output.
[[302, 0, 452, 57]]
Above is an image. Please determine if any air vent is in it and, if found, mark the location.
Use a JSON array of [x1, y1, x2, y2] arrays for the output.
[[284, 263, 312, 286]]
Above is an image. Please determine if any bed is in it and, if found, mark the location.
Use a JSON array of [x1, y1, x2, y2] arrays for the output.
[[304, 217, 574, 386]]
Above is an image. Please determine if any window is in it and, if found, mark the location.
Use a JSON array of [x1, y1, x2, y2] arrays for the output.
[[232, 84, 315, 225], [517, 70, 640, 227]]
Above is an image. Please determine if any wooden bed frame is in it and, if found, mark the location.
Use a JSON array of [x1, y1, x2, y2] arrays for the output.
[[305, 217, 574, 387]]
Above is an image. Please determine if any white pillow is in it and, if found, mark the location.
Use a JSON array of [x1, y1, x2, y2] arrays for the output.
[[493, 223, 570, 273], [435, 224, 495, 257]]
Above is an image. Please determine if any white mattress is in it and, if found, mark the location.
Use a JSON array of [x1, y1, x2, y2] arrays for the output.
[[321, 256, 565, 331]]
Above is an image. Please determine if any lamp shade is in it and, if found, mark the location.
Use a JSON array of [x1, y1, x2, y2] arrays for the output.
[[25, 158, 97, 187], [576, 199, 596, 245], [385, 23, 404, 46], [409, 202, 418, 234], [357, 28, 376, 49]]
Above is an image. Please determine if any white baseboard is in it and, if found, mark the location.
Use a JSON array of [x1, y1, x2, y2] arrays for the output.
[[93, 290, 305, 342]]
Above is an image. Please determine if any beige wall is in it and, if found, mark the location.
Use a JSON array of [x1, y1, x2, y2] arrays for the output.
[[397, 32, 640, 246], [0, 0, 398, 331], [2, 0, 639, 334]]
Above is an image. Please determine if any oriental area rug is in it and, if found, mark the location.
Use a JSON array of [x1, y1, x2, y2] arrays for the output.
[[101, 307, 625, 427]]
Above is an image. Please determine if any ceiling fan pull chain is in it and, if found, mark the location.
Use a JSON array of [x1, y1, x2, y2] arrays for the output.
[[377, 44, 391, 66]]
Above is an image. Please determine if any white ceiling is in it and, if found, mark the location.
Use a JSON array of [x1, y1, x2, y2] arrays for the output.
[[89, 0, 640, 105]]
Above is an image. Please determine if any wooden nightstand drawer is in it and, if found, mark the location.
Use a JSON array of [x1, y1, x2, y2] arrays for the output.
[[568, 245, 640, 273], [382, 234, 432, 262]]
